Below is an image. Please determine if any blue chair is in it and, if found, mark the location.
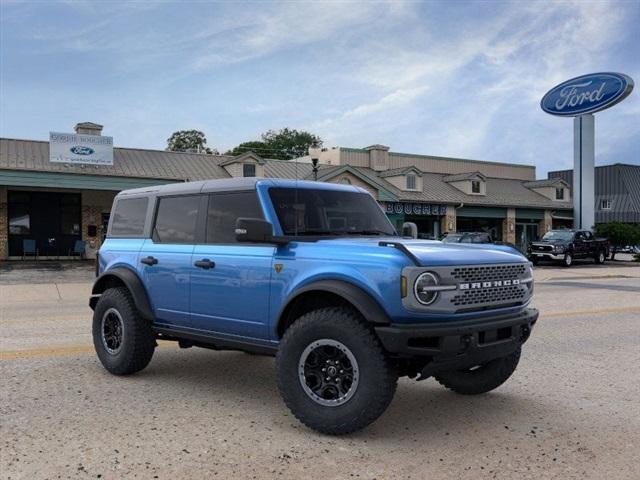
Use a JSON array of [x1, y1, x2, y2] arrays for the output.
[[22, 239, 38, 261], [68, 240, 86, 260]]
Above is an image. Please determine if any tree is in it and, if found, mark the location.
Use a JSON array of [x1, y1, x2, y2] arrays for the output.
[[593, 222, 640, 260], [167, 130, 217, 154], [225, 141, 268, 157], [260, 128, 322, 160], [226, 128, 322, 160]]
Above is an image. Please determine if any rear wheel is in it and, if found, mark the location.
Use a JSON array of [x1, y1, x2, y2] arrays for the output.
[[92, 287, 155, 375], [434, 347, 521, 395], [276, 307, 398, 435]]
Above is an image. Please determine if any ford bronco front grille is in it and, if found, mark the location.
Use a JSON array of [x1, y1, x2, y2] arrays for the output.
[[450, 264, 527, 283], [449, 264, 531, 310]]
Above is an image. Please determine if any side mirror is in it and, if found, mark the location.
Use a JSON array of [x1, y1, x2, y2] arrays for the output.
[[402, 222, 418, 239], [235, 218, 275, 243]]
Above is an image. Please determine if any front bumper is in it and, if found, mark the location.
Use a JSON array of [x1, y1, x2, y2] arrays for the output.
[[375, 308, 538, 377], [529, 251, 564, 260]]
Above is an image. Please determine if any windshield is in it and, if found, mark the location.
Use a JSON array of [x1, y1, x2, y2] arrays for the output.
[[268, 187, 397, 237], [542, 231, 574, 241]]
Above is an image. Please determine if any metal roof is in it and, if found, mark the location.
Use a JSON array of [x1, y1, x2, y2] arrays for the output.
[[1, 136, 575, 211], [443, 171, 486, 182], [0, 137, 231, 181], [523, 178, 568, 188], [378, 166, 423, 178], [549, 164, 640, 222]]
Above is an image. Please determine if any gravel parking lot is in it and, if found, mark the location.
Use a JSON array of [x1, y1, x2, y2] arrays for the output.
[[1, 261, 639, 479]]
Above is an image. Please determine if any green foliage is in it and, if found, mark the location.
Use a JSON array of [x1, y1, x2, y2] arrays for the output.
[[226, 128, 322, 160], [593, 222, 640, 260], [167, 130, 216, 154], [225, 141, 269, 157]]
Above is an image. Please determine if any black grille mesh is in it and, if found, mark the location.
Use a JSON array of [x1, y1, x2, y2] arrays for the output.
[[451, 264, 527, 283], [452, 285, 527, 307]]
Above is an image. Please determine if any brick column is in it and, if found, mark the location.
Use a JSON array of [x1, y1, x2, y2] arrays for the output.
[[502, 208, 516, 244], [81, 190, 117, 260], [0, 188, 7, 261], [539, 210, 553, 238], [440, 205, 457, 234]]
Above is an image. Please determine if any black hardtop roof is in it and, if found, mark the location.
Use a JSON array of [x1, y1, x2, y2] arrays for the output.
[[115, 177, 367, 199]]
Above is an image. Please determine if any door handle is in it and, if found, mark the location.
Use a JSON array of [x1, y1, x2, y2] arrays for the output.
[[140, 256, 158, 266], [194, 259, 215, 269]]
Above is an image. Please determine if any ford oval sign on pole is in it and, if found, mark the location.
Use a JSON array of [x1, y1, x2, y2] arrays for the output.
[[541, 72, 634, 230]]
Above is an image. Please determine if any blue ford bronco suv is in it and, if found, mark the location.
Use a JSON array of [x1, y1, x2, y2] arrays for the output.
[[91, 178, 537, 434]]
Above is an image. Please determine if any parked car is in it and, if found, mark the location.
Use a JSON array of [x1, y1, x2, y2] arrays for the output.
[[528, 230, 609, 267], [91, 178, 538, 434], [441, 232, 494, 244]]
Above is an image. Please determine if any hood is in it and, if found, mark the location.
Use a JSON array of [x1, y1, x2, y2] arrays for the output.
[[314, 237, 528, 266], [399, 239, 527, 266]]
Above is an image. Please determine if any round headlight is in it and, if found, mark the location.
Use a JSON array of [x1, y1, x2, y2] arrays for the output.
[[414, 272, 439, 305]]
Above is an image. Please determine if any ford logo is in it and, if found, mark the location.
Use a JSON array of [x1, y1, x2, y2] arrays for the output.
[[541, 72, 633, 116], [70, 146, 95, 155]]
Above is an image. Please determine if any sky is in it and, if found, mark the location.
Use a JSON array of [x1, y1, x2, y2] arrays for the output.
[[1, 0, 638, 177]]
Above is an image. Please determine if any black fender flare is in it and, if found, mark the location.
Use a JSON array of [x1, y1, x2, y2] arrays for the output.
[[89, 267, 154, 321], [277, 279, 391, 334]]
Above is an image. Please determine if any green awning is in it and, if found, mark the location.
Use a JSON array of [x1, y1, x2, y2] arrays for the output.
[[0, 169, 177, 191], [457, 206, 507, 218]]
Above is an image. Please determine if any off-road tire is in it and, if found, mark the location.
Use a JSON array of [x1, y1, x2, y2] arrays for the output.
[[594, 250, 606, 264], [92, 287, 155, 375], [276, 307, 398, 435], [434, 347, 521, 395], [562, 253, 573, 267]]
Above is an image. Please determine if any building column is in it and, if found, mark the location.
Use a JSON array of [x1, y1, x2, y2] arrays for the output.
[[440, 205, 457, 234], [0, 188, 7, 260], [502, 208, 516, 244], [539, 210, 553, 237], [81, 205, 103, 259]]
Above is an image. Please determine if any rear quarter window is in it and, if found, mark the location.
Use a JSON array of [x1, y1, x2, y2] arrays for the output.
[[153, 195, 200, 244], [110, 197, 148, 237]]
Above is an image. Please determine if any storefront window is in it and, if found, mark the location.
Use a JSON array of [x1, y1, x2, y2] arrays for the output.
[[8, 192, 30, 234], [9, 207, 30, 234]]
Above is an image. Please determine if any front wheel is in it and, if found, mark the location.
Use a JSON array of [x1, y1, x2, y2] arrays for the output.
[[595, 250, 606, 264], [562, 252, 573, 267], [435, 347, 521, 395], [276, 307, 398, 435]]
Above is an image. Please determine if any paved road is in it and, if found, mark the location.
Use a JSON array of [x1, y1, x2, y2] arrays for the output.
[[1, 263, 639, 479]]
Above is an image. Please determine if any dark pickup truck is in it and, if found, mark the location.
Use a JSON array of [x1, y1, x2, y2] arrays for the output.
[[528, 230, 609, 267]]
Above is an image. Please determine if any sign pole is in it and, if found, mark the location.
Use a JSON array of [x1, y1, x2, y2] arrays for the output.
[[540, 72, 633, 231], [572, 114, 595, 229]]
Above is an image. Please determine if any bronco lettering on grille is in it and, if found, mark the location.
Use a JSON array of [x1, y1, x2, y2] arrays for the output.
[[459, 279, 520, 290]]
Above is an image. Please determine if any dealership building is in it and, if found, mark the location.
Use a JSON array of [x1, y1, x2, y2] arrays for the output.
[[2, 121, 618, 261]]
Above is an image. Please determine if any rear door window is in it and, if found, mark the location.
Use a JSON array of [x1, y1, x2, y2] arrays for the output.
[[110, 197, 148, 237], [206, 192, 263, 244], [153, 195, 200, 244]]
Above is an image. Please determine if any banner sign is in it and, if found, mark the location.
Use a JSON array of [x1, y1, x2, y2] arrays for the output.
[[540, 72, 634, 117], [49, 132, 114, 165], [382, 202, 447, 216]]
